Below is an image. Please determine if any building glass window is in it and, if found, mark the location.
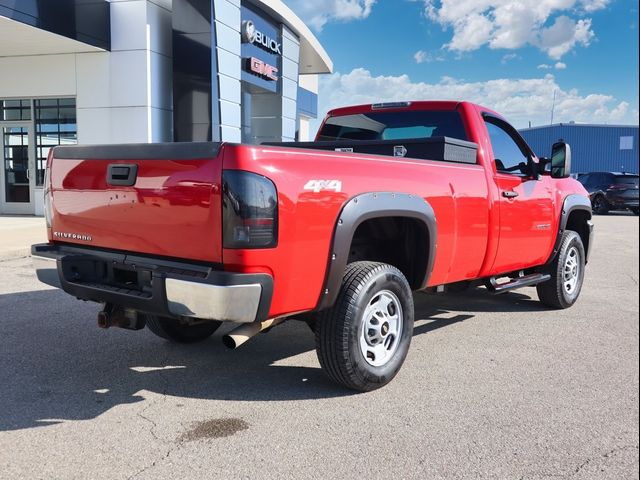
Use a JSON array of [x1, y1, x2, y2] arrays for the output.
[[1, 99, 31, 121], [35, 98, 77, 186]]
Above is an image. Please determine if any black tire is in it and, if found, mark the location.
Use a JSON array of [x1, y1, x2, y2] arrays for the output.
[[630, 207, 639, 216], [315, 262, 414, 392], [592, 195, 609, 215], [144, 314, 222, 343], [536, 231, 586, 309]]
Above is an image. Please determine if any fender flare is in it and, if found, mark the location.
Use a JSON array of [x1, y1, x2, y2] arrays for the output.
[[546, 194, 594, 265], [316, 192, 437, 310]]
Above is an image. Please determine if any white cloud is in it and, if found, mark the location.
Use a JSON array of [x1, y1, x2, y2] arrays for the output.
[[423, 0, 608, 59], [501, 53, 520, 64], [414, 50, 444, 64], [555, 61, 567, 69], [283, 0, 376, 31], [538, 64, 552, 69], [581, 0, 609, 12], [538, 16, 594, 59], [414, 50, 428, 63], [313, 68, 636, 133]]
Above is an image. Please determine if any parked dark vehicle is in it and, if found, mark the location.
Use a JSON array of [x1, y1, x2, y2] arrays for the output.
[[578, 172, 639, 215]]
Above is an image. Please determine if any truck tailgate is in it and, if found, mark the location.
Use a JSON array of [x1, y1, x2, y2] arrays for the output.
[[48, 143, 224, 263]]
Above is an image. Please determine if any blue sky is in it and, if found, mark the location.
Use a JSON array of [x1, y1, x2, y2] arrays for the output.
[[283, 0, 639, 129]]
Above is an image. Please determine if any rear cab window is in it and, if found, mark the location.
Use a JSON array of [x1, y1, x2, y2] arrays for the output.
[[317, 110, 469, 143]]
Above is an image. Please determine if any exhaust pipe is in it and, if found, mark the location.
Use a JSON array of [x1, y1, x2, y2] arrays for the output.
[[97, 304, 145, 330], [222, 317, 286, 349]]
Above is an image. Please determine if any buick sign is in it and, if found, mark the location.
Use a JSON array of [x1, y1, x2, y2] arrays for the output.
[[242, 20, 282, 55]]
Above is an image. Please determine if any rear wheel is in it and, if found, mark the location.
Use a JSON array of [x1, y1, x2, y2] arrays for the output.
[[592, 195, 609, 215], [315, 262, 414, 392], [144, 314, 222, 343], [537, 231, 585, 309]]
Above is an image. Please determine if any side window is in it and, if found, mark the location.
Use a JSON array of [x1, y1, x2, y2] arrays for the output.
[[484, 118, 529, 174]]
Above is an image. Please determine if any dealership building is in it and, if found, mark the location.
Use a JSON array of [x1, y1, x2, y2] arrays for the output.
[[0, 0, 332, 215]]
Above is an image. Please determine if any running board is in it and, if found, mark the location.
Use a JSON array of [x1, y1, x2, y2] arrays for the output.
[[487, 273, 551, 294]]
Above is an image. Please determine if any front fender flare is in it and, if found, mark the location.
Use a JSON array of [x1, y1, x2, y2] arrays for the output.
[[547, 194, 593, 265]]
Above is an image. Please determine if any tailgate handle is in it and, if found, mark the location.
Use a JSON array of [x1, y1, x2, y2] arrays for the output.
[[107, 164, 138, 186]]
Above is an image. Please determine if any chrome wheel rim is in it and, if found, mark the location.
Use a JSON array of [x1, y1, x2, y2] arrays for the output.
[[359, 290, 403, 367], [563, 246, 581, 295]]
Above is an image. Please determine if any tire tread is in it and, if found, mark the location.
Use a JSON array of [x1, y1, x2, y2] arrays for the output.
[[537, 230, 585, 309], [315, 261, 412, 391]]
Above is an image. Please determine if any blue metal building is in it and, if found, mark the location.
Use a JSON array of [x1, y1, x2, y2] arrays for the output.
[[519, 124, 639, 174]]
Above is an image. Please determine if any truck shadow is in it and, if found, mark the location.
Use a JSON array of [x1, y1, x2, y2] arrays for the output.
[[0, 286, 543, 431], [415, 287, 549, 314]]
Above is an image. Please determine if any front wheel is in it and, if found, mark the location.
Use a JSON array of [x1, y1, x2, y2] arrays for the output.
[[315, 262, 415, 392], [537, 231, 586, 309], [144, 314, 222, 343]]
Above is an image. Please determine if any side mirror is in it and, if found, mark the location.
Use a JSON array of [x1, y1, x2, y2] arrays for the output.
[[550, 142, 571, 178]]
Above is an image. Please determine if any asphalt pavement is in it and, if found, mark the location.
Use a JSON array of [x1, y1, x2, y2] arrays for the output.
[[0, 214, 637, 479]]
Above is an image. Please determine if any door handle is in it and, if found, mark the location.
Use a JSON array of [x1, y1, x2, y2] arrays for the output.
[[502, 190, 519, 198]]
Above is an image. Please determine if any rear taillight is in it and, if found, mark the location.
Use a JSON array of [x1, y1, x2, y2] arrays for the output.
[[222, 170, 278, 249]]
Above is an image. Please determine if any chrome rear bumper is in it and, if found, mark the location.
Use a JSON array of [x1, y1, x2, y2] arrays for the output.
[[165, 278, 262, 323]]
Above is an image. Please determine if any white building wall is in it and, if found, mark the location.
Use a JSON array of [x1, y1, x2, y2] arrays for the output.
[[298, 117, 311, 140], [281, 25, 299, 142], [0, 0, 174, 146], [213, 0, 242, 143], [78, 0, 173, 144], [298, 74, 318, 94]]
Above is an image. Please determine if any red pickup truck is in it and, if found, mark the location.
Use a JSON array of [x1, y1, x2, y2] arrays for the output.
[[32, 101, 593, 391]]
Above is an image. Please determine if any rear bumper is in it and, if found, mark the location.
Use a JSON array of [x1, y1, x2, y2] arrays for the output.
[[32, 244, 273, 324]]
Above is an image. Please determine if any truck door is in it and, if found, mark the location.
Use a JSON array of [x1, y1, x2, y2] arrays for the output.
[[483, 115, 555, 274]]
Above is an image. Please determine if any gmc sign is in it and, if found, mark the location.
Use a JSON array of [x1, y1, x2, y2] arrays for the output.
[[245, 57, 279, 81]]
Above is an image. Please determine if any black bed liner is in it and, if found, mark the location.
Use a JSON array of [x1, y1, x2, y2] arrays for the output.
[[264, 136, 478, 165]]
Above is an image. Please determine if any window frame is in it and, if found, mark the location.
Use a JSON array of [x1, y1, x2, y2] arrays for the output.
[[1, 97, 77, 188], [482, 113, 535, 177]]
